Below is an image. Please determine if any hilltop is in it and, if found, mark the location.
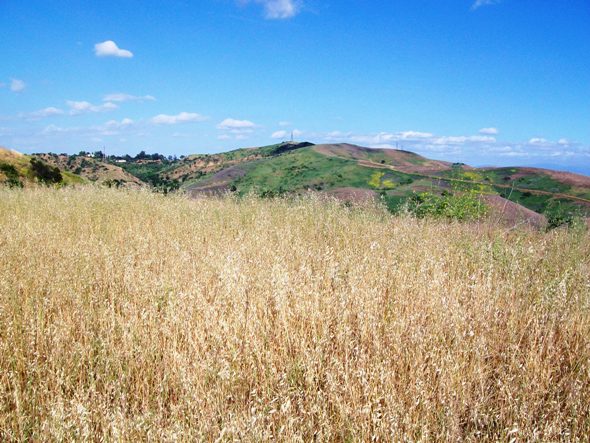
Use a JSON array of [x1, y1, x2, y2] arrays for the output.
[[2, 142, 589, 227]]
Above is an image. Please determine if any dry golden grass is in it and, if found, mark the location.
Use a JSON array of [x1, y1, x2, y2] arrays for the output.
[[1, 187, 589, 441]]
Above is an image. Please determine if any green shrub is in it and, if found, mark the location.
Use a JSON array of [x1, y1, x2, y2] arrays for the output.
[[0, 162, 23, 188], [405, 190, 488, 221], [29, 158, 63, 185], [544, 201, 586, 231]]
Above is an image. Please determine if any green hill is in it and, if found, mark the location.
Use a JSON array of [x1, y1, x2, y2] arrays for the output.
[[0, 147, 85, 187], [3, 142, 590, 227], [173, 142, 589, 224]]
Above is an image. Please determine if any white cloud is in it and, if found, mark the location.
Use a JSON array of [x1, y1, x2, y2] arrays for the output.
[[399, 131, 434, 139], [471, 0, 501, 10], [103, 93, 156, 102], [94, 40, 134, 58], [24, 107, 64, 120], [217, 118, 257, 131], [67, 100, 118, 115], [104, 118, 134, 129], [10, 79, 26, 93], [217, 118, 258, 141], [528, 137, 549, 146], [39, 118, 137, 138], [350, 131, 434, 145], [348, 131, 494, 148], [325, 130, 352, 141], [98, 118, 135, 135], [151, 112, 207, 125], [42, 124, 77, 135], [479, 127, 499, 135], [243, 0, 301, 19], [271, 130, 289, 139], [271, 129, 303, 139], [432, 135, 496, 144]]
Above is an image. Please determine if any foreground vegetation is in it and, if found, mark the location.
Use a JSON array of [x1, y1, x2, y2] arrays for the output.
[[1, 187, 589, 441]]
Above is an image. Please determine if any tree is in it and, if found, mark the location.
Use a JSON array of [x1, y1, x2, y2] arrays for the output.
[[29, 158, 63, 184], [0, 163, 23, 188]]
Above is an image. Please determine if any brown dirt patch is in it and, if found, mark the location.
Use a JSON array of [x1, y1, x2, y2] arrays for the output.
[[324, 187, 378, 203], [483, 195, 546, 229], [313, 144, 453, 174]]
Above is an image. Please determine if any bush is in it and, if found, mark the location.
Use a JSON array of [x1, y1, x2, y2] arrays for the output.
[[0, 162, 23, 188], [405, 190, 488, 221], [544, 201, 585, 231], [29, 158, 63, 185]]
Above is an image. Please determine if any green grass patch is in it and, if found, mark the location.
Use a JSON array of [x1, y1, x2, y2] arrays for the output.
[[61, 171, 87, 185], [480, 168, 571, 194], [232, 148, 416, 196], [494, 187, 553, 213]]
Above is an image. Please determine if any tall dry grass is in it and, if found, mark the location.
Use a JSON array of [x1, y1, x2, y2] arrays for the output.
[[0, 187, 589, 441]]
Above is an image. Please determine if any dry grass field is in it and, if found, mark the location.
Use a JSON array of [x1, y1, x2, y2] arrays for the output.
[[1, 187, 589, 441]]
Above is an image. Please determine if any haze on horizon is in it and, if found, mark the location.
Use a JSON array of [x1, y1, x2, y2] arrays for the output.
[[1, 0, 589, 175]]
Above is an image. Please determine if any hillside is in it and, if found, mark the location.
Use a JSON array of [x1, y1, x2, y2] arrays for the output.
[[3, 142, 590, 227], [36, 153, 144, 188], [0, 147, 85, 187], [174, 142, 590, 227]]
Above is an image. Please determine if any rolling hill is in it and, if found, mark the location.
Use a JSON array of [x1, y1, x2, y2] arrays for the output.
[[172, 142, 589, 226], [35, 153, 144, 188], [0, 146, 85, 187], [2, 142, 590, 228]]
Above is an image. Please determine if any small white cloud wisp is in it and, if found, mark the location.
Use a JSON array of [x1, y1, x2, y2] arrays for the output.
[[103, 93, 156, 102], [217, 118, 258, 141], [471, 0, 502, 10], [94, 40, 134, 58], [217, 118, 257, 131], [24, 107, 64, 120], [271, 129, 303, 139], [10, 79, 26, 93], [151, 112, 207, 125], [241, 0, 301, 19], [67, 100, 118, 115]]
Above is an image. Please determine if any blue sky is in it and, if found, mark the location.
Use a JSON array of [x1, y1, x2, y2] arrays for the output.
[[1, 0, 589, 174]]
